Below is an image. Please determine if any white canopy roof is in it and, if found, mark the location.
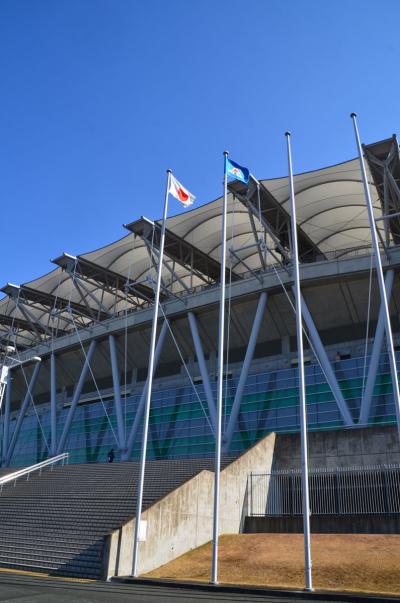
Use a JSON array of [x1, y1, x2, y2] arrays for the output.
[[263, 158, 383, 255], [0, 154, 386, 350]]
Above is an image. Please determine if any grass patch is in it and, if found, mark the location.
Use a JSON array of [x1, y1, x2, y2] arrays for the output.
[[145, 533, 400, 596]]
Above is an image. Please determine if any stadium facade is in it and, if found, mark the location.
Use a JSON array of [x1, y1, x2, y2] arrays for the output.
[[1, 135, 400, 468]]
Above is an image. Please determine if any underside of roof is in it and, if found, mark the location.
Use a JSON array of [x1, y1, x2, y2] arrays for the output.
[[1, 135, 399, 353]]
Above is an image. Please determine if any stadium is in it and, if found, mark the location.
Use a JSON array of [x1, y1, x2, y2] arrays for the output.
[[0, 133, 400, 582]]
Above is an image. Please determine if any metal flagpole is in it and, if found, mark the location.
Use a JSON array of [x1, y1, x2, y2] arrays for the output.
[[131, 168, 171, 577], [285, 132, 312, 591], [351, 113, 400, 438], [211, 151, 228, 585]]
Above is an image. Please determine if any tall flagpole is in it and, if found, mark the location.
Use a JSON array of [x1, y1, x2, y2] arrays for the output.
[[285, 132, 312, 591], [131, 168, 171, 577], [351, 113, 400, 438], [211, 151, 228, 585]]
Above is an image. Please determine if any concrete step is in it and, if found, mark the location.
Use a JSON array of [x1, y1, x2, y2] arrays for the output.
[[0, 457, 230, 579]]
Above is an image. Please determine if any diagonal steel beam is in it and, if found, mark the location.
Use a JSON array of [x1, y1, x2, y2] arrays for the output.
[[229, 176, 324, 263], [222, 292, 267, 452], [0, 313, 48, 338], [16, 302, 53, 338], [5, 361, 41, 465], [122, 319, 169, 460], [246, 205, 267, 270], [126, 217, 241, 284], [359, 272, 395, 425], [187, 311, 216, 430], [109, 334, 127, 454], [364, 135, 400, 245], [1, 283, 107, 323], [52, 253, 158, 305], [56, 340, 96, 454], [300, 294, 354, 426]]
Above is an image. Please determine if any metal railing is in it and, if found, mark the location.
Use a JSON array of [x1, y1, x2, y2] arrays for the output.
[[248, 464, 400, 516], [0, 453, 69, 492]]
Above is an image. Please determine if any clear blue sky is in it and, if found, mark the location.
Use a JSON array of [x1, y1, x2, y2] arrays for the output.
[[1, 0, 399, 285]]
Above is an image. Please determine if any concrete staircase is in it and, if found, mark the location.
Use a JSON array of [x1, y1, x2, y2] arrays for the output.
[[0, 459, 226, 579]]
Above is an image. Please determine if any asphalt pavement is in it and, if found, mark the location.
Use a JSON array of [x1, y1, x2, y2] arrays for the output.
[[0, 572, 397, 603]]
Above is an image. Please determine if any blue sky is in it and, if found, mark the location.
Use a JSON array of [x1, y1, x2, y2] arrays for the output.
[[1, 0, 399, 285]]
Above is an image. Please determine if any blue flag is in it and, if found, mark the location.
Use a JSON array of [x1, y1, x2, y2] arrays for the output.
[[225, 157, 249, 184]]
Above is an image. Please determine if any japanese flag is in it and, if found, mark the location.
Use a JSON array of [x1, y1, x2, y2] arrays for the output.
[[169, 174, 195, 207]]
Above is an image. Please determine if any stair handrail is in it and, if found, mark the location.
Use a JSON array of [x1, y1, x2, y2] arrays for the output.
[[0, 453, 69, 490]]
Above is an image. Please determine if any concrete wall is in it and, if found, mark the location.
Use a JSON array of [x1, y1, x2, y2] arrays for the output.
[[104, 431, 276, 578], [244, 514, 400, 534], [103, 425, 400, 578], [272, 424, 400, 470]]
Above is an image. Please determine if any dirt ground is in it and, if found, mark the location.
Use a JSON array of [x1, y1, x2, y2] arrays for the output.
[[146, 533, 400, 596]]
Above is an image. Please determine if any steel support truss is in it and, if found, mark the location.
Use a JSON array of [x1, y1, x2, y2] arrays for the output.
[[364, 136, 400, 246], [0, 314, 46, 346], [125, 217, 241, 285], [52, 253, 157, 316], [229, 177, 324, 264], [1, 283, 101, 330]]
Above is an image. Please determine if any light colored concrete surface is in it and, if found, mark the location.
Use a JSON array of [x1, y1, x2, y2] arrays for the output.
[[271, 424, 400, 470], [104, 432, 276, 578]]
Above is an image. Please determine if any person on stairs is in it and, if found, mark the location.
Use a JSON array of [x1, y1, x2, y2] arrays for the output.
[[107, 449, 115, 463]]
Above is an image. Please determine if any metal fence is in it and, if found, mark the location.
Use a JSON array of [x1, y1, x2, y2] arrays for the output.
[[248, 465, 400, 516]]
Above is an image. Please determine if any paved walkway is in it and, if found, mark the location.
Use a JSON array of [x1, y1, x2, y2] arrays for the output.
[[0, 572, 395, 603]]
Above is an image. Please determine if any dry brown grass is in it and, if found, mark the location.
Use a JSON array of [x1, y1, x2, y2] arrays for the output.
[[145, 533, 400, 596]]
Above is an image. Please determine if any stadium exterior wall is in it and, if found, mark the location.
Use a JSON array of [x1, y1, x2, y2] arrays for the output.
[[3, 251, 400, 467], [4, 347, 400, 467]]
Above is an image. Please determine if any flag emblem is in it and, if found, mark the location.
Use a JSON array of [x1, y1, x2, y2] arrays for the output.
[[226, 157, 249, 184], [169, 174, 195, 207]]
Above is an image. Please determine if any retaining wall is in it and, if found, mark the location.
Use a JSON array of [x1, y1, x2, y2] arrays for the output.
[[104, 431, 276, 578], [244, 514, 400, 534], [272, 424, 400, 470]]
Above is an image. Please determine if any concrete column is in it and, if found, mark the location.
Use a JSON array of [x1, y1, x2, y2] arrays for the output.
[[56, 340, 96, 454]]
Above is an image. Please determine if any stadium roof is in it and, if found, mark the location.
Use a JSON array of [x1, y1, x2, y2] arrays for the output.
[[1, 136, 399, 352], [263, 158, 382, 254]]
